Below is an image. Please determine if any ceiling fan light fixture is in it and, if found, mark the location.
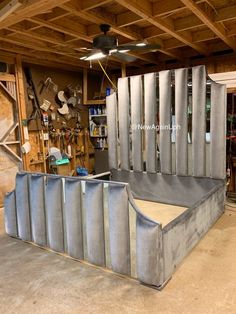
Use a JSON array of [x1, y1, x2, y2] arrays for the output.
[[119, 49, 130, 53], [109, 48, 118, 54], [85, 52, 106, 61], [136, 42, 147, 47]]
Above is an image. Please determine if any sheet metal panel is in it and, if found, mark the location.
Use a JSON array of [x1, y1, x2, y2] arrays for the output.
[[65, 179, 84, 259], [15, 173, 31, 241], [111, 169, 221, 207], [210, 82, 226, 179], [106, 93, 118, 169], [159, 70, 172, 174], [85, 181, 105, 266], [192, 65, 206, 177], [29, 174, 46, 246], [175, 68, 188, 175], [130, 75, 143, 171], [45, 177, 64, 252], [136, 214, 163, 286], [108, 184, 131, 275], [144, 73, 157, 172], [4, 190, 18, 237], [118, 77, 130, 170]]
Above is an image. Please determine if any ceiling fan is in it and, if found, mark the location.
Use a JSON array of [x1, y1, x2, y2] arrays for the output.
[[80, 24, 161, 63]]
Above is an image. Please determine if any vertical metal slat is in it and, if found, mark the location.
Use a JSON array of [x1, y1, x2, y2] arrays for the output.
[[108, 184, 131, 275], [106, 93, 118, 169], [136, 214, 163, 286], [15, 173, 31, 241], [144, 73, 157, 173], [159, 70, 172, 174], [118, 77, 130, 170], [29, 174, 46, 246], [130, 75, 143, 171], [4, 190, 18, 237], [175, 68, 188, 176], [192, 65, 206, 177], [45, 177, 64, 252], [210, 82, 226, 179], [65, 178, 84, 259], [85, 181, 105, 266]]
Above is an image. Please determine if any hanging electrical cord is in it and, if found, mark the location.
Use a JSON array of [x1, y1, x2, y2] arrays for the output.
[[98, 59, 117, 91], [99, 56, 109, 98]]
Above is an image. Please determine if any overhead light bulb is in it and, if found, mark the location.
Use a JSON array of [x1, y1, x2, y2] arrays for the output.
[[109, 48, 118, 54], [85, 52, 106, 61], [119, 49, 130, 53], [80, 56, 87, 60], [136, 42, 146, 47]]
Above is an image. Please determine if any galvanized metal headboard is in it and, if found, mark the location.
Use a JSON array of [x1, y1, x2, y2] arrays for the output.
[[106, 65, 226, 179]]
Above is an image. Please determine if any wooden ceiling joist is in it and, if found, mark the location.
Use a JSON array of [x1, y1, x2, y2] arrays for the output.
[[6, 25, 69, 47], [0, 0, 70, 29], [153, 0, 190, 17], [116, 11, 143, 27], [180, 0, 236, 51], [27, 17, 92, 43], [0, 0, 236, 71], [0, 0, 22, 23], [60, 2, 142, 41], [215, 5, 236, 23], [80, 0, 113, 11], [115, 0, 208, 55]]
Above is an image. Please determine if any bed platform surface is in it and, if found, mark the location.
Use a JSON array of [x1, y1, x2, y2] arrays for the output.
[[134, 199, 187, 227]]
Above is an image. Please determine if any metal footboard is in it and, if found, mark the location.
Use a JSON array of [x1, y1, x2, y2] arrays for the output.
[[4, 172, 163, 287]]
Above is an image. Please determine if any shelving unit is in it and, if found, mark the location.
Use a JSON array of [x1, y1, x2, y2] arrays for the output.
[[89, 105, 108, 149]]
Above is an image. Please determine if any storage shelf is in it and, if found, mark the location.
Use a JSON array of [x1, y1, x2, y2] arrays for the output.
[[90, 114, 107, 117], [84, 100, 106, 105], [30, 160, 44, 165]]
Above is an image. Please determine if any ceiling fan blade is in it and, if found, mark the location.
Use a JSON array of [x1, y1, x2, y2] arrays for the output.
[[113, 52, 137, 62], [117, 43, 161, 51]]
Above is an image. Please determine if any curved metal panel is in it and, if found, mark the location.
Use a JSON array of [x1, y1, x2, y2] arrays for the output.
[[4, 190, 18, 237], [45, 176, 64, 252], [136, 214, 163, 286], [15, 173, 31, 241], [29, 174, 46, 246], [108, 184, 131, 275], [85, 181, 105, 266], [64, 178, 84, 259]]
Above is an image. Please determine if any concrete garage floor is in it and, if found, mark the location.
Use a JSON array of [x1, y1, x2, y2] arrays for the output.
[[0, 207, 236, 314]]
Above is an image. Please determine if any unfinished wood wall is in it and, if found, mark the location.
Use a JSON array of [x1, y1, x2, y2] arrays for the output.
[[0, 84, 20, 206], [23, 64, 99, 174]]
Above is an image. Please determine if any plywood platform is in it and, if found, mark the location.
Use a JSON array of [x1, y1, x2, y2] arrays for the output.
[[134, 199, 188, 227]]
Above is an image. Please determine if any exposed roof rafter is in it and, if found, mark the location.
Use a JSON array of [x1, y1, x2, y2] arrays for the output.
[[180, 0, 236, 51], [115, 0, 208, 55]]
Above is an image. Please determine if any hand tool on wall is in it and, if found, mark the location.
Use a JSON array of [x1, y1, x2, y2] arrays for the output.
[[25, 68, 42, 123], [39, 77, 58, 94]]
